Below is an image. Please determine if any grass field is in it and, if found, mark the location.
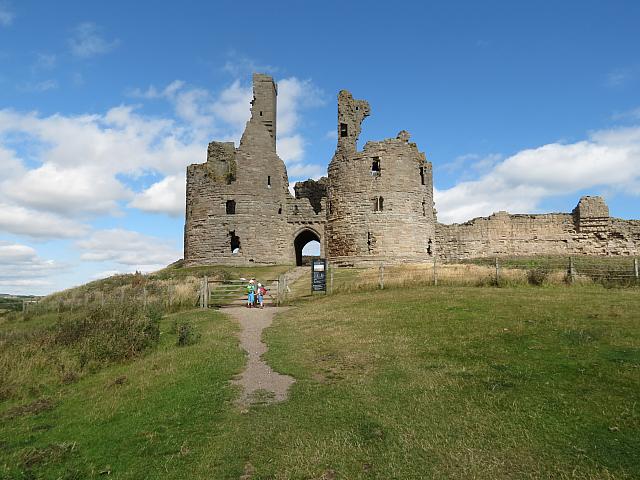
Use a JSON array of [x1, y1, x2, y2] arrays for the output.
[[1, 283, 639, 478]]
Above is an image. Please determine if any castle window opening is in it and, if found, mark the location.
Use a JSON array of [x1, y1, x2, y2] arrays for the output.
[[267, 175, 271, 188], [367, 232, 373, 253], [226, 200, 236, 215], [260, 111, 263, 116], [229, 231, 241, 254], [373, 196, 384, 212], [278, 206, 282, 214], [371, 157, 381, 176], [427, 238, 432, 256], [294, 205, 299, 214], [340, 123, 348, 137], [422, 199, 426, 216], [420, 166, 425, 185]]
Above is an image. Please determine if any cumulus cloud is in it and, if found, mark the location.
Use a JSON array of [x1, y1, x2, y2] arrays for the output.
[[435, 125, 640, 223], [0, 242, 59, 294], [77, 229, 181, 272], [69, 22, 119, 58], [0, 203, 89, 238], [129, 174, 185, 217], [0, 106, 202, 229]]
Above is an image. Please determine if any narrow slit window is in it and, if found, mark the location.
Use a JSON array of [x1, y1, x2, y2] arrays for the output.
[[367, 232, 373, 253], [229, 231, 240, 253], [259, 111, 263, 116], [278, 206, 282, 214], [373, 196, 384, 212], [422, 199, 426, 217], [371, 157, 381, 176], [267, 175, 271, 188], [427, 238, 433, 256], [420, 166, 425, 185], [379, 196, 384, 211], [226, 199, 236, 215], [340, 123, 348, 137]]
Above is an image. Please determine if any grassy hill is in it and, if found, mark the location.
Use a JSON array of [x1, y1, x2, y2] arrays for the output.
[[1, 263, 639, 478]]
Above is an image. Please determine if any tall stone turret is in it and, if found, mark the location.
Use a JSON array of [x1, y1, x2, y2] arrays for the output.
[[185, 74, 296, 265], [326, 91, 436, 266]]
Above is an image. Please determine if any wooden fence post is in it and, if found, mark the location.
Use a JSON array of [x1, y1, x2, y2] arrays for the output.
[[634, 258, 639, 281], [379, 265, 385, 290], [433, 256, 438, 286], [330, 264, 334, 295], [203, 276, 208, 309]]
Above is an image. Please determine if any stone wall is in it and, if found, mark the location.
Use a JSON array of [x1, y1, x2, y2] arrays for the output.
[[184, 73, 640, 268], [326, 91, 436, 266], [184, 74, 325, 266], [436, 196, 640, 260]]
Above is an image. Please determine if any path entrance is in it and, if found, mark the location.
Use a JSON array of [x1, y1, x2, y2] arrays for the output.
[[293, 228, 321, 266]]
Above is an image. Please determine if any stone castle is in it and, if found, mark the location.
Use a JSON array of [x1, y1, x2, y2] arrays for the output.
[[184, 74, 640, 267]]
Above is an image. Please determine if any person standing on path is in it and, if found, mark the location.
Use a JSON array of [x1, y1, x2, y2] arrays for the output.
[[246, 279, 256, 308], [257, 283, 265, 309]]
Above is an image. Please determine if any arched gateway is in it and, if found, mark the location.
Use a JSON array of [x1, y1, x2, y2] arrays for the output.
[[293, 228, 322, 266]]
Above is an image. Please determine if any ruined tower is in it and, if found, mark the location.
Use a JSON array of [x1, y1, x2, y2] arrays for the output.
[[184, 74, 326, 266], [326, 91, 436, 265]]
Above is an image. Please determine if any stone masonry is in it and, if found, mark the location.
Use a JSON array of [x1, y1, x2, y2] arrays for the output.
[[184, 73, 640, 267], [184, 74, 324, 266], [325, 91, 436, 266]]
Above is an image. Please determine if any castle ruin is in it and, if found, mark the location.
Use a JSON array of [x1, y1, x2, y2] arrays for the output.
[[184, 74, 640, 266]]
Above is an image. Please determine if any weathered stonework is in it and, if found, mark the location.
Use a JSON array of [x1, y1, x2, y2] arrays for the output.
[[325, 90, 436, 265], [436, 196, 640, 260], [184, 74, 324, 266], [184, 73, 640, 267]]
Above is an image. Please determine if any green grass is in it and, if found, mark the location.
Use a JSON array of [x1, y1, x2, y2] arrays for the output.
[[2, 285, 639, 478]]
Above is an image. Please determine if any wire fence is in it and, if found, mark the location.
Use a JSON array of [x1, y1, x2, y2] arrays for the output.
[[320, 256, 640, 295], [18, 256, 639, 313]]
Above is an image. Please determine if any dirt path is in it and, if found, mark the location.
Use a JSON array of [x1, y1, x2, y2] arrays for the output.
[[226, 306, 295, 408]]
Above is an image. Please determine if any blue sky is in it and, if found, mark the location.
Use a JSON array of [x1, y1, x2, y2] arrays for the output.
[[1, 0, 639, 295]]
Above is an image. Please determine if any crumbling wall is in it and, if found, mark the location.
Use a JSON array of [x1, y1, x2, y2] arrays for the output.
[[184, 74, 326, 266], [436, 197, 640, 260], [326, 90, 436, 266], [294, 177, 327, 214]]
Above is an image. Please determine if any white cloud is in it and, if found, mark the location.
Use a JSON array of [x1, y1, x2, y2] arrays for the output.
[[0, 242, 58, 283], [77, 229, 181, 271], [4, 163, 131, 215], [0, 3, 14, 27], [277, 134, 304, 163], [287, 162, 325, 180], [211, 80, 252, 132], [69, 22, 119, 58], [436, 125, 640, 223], [129, 174, 185, 217], [0, 203, 89, 238], [277, 77, 325, 136]]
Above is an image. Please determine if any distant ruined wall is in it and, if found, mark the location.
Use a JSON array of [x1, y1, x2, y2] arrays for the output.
[[326, 91, 436, 266], [436, 196, 640, 260]]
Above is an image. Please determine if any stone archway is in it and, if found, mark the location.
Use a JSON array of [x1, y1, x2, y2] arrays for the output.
[[293, 228, 321, 266]]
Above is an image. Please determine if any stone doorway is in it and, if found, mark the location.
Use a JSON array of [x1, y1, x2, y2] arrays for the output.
[[294, 228, 321, 266]]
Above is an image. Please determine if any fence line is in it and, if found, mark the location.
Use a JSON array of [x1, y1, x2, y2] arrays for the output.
[[323, 256, 640, 294]]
